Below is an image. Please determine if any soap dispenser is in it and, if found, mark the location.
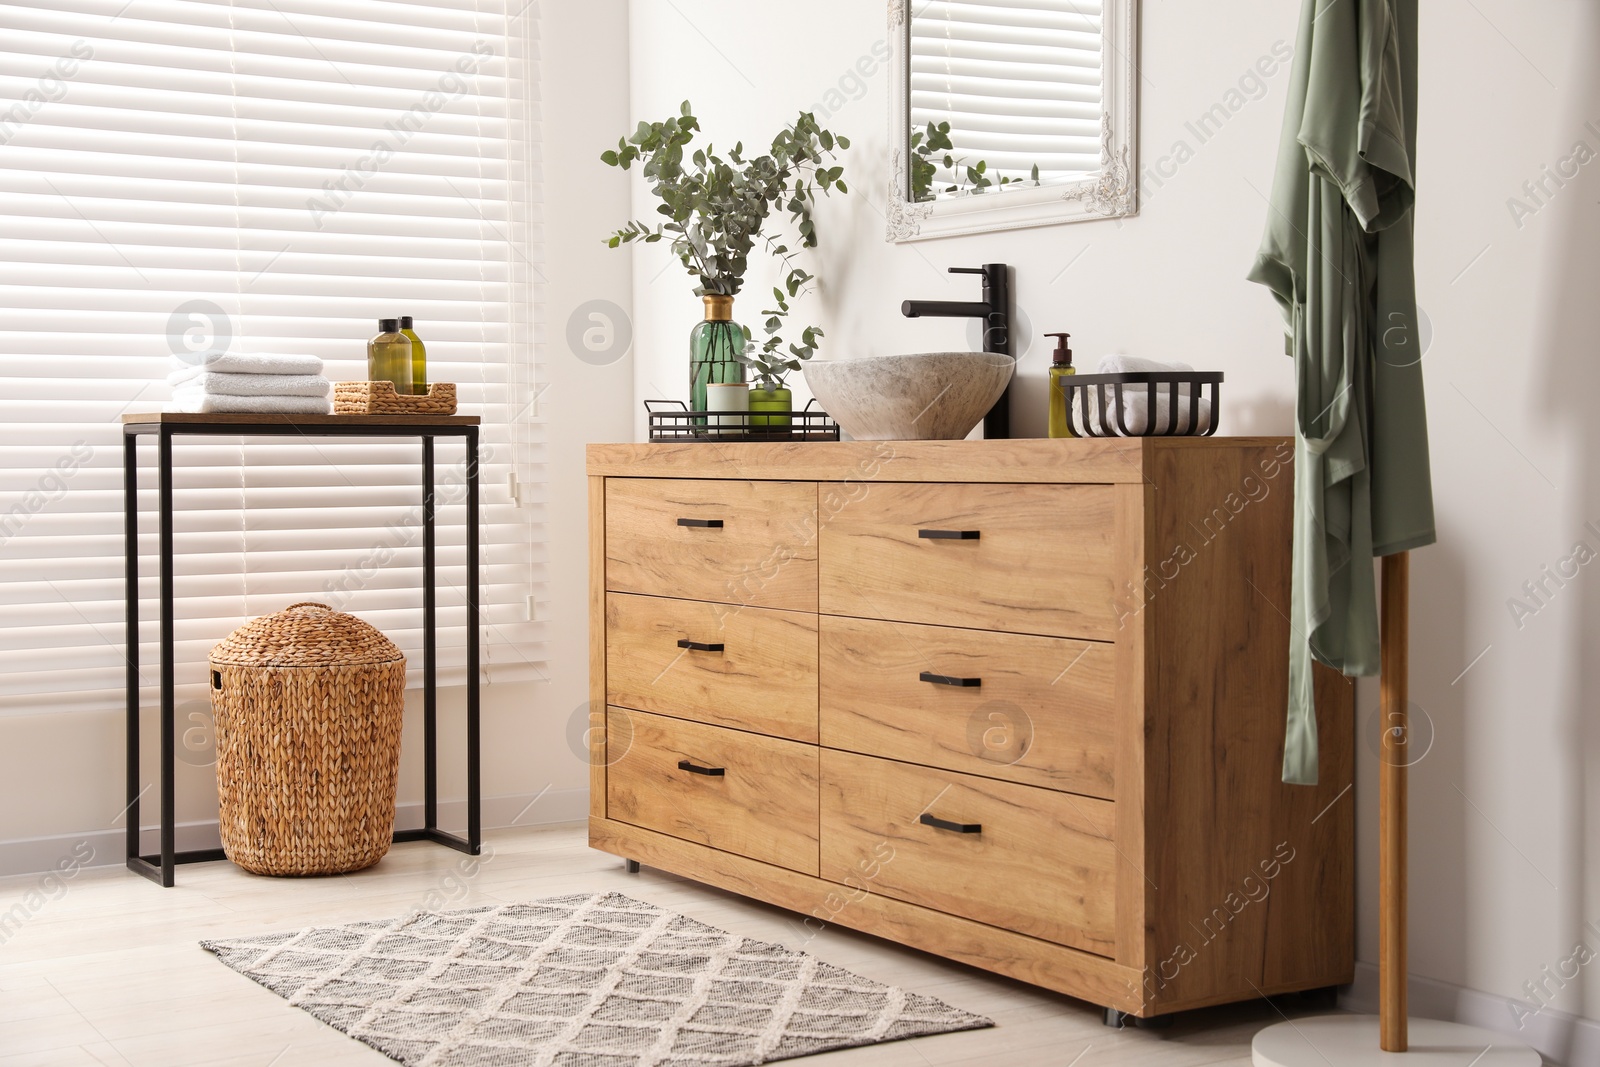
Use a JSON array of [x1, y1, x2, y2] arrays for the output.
[[1047, 332, 1076, 439]]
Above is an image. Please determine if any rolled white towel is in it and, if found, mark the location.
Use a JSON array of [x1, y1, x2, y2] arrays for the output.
[[167, 368, 330, 398], [1090, 389, 1213, 435], [172, 352, 324, 376], [170, 389, 332, 415], [1081, 354, 1213, 435]]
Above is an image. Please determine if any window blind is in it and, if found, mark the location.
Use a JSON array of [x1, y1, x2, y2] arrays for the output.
[[909, 0, 1104, 187], [0, 0, 546, 715]]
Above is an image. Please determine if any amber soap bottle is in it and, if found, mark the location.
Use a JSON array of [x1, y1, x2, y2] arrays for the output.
[[368, 318, 412, 395], [1047, 332, 1076, 438], [399, 315, 427, 395]]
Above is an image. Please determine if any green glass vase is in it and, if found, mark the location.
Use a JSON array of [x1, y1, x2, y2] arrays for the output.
[[749, 386, 792, 431], [690, 295, 745, 414]]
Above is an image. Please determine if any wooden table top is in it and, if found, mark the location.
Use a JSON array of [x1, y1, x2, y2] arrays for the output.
[[122, 412, 480, 427]]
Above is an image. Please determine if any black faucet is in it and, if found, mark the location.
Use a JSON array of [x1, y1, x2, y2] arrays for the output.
[[901, 263, 1012, 439]]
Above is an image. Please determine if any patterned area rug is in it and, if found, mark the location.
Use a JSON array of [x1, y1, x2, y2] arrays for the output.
[[201, 891, 992, 1066]]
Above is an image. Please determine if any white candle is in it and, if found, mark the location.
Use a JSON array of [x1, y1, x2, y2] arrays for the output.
[[705, 383, 749, 436]]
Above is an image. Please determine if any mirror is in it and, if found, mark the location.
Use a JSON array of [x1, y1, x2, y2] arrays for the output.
[[888, 0, 1139, 241]]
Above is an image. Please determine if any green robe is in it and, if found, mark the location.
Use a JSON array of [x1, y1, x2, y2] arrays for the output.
[[1247, 0, 1436, 785]]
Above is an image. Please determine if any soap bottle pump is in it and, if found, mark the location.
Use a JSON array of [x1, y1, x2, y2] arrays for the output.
[[1047, 332, 1076, 439]]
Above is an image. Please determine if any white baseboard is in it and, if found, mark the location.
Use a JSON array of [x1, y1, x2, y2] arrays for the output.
[[0, 787, 590, 880], [1344, 960, 1599, 1067]]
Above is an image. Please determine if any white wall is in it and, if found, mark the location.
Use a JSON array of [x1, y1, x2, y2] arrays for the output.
[[624, 0, 1600, 1052], [531, 0, 635, 819], [0, 1, 635, 871]]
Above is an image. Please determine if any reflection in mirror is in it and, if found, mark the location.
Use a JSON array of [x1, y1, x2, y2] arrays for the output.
[[908, 1, 1104, 203], [888, 0, 1138, 241]]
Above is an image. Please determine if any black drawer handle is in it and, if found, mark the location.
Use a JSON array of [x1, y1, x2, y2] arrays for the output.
[[677, 759, 726, 777], [676, 639, 725, 653], [920, 813, 982, 834], [919, 671, 981, 688], [677, 517, 724, 528], [918, 529, 979, 540]]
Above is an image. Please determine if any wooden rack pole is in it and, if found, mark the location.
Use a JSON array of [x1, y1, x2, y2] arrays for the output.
[[1379, 551, 1410, 1051]]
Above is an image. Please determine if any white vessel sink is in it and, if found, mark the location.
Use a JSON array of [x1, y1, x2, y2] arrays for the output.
[[803, 352, 1013, 441]]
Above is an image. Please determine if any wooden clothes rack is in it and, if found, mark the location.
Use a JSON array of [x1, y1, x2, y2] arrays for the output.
[[1253, 551, 1540, 1064], [1379, 552, 1409, 1050]]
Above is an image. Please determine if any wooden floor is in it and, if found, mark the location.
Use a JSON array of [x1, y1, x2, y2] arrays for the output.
[[0, 825, 1342, 1066]]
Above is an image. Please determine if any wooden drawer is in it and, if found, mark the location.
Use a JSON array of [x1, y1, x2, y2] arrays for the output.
[[818, 616, 1115, 798], [818, 483, 1119, 640], [606, 478, 818, 612], [607, 593, 818, 743], [819, 749, 1116, 956], [606, 708, 819, 875]]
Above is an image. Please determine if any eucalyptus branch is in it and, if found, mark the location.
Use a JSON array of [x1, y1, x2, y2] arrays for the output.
[[601, 101, 851, 388], [909, 119, 1041, 203]]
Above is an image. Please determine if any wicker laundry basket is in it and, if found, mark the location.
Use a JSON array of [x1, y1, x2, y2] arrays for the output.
[[209, 602, 406, 876]]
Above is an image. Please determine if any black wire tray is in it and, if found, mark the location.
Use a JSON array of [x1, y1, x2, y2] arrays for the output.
[[1062, 371, 1223, 438], [646, 399, 841, 443]]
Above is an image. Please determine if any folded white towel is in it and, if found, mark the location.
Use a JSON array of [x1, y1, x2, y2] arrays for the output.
[[1082, 354, 1213, 435], [1095, 354, 1194, 375], [170, 389, 332, 415], [167, 368, 331, 398], [173, 352, 325, 376]]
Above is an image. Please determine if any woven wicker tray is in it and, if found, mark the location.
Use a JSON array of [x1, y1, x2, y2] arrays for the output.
[[334, 381, 457, 415]]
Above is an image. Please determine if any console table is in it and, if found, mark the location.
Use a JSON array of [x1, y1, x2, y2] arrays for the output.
[[122, 412, 482, 886]]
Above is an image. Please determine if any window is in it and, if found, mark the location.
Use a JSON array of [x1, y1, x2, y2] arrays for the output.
[[0, 0, 544, 714]]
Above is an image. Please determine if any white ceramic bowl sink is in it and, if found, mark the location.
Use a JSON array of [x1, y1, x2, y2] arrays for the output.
[[803, 352, 1014, 441]]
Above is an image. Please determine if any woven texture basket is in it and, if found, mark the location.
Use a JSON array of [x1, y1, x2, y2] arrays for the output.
[[333, 381, 457, 415], [209, 602, 406, 876]]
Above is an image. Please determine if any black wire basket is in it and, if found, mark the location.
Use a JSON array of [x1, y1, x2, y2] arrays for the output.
[[1061, 372, 1224, 438], [646, 399, 841, 443]]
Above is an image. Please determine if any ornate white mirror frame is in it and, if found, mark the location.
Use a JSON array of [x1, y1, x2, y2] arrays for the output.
[[886, 0, 1140, 242]]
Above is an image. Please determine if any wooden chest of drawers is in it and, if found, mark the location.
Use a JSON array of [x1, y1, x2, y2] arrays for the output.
[[587, 439, 1353, 1019]]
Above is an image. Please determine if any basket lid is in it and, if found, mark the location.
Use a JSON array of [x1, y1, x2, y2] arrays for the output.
[[210, 602, 404, 667]]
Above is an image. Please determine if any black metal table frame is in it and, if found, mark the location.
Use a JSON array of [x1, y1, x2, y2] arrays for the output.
[[122, 418, 481, 886]]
